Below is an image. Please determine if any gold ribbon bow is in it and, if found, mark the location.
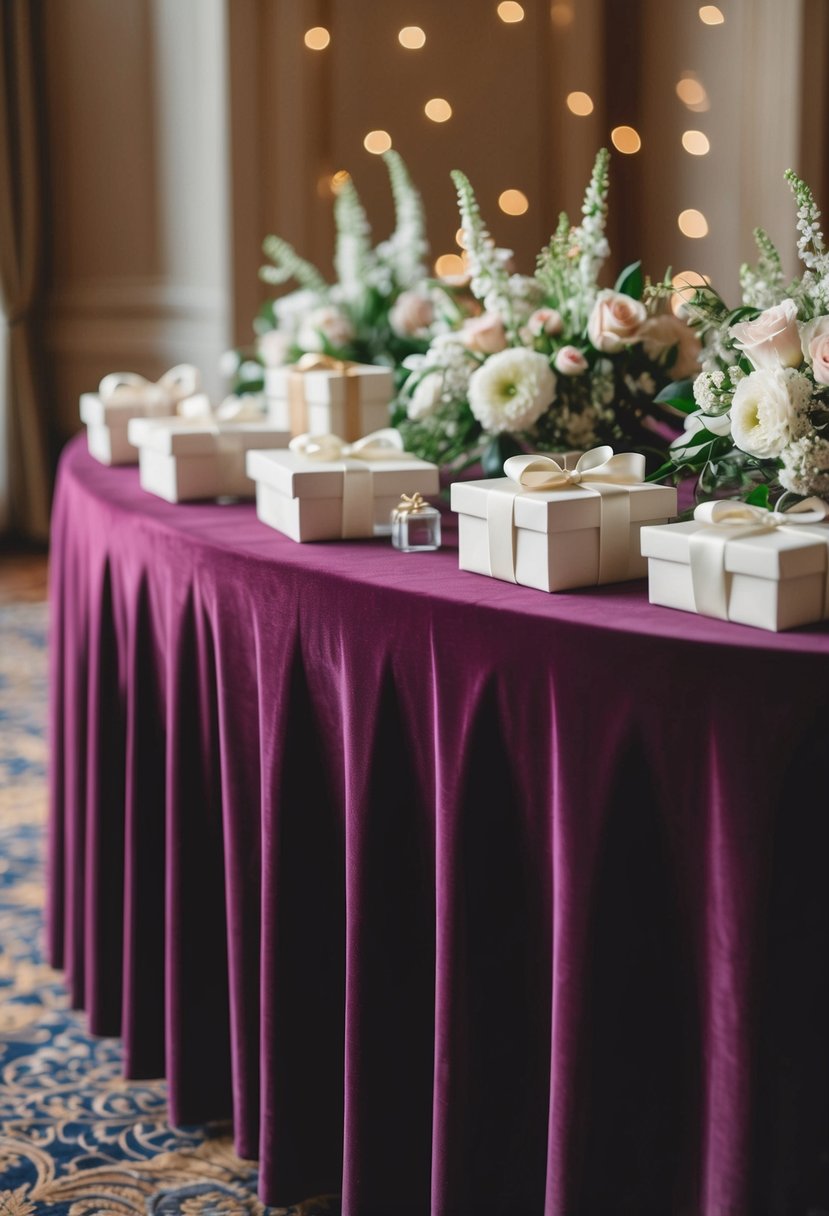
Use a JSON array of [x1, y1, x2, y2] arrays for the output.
[[393, 492, 429, 520], [689, 496, 829, 620], [288, 353, 364, 440], [487, 446, 646, 584], [99, 364, 200, 408]]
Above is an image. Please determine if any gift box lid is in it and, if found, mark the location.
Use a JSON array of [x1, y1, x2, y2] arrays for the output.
[[265, 363, 393, 404], [451, 478, 676, 535], [640, 519, 829, 580], [81, 393, 173, 428], [128, 416, 285, 457], [246, 448, 439, 500]]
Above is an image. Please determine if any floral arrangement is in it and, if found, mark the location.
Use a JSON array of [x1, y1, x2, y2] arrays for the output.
[[394, 149, 700, 473], [660, 169, 829, 506], [224, 151, 443, 394]]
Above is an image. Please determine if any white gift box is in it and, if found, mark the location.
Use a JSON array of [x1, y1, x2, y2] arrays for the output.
[[640, 515, 829, 632], [80, 365, 201, 465], [265, 362, 393, 439], [127, 417, 291, 503], [451, 452, 676, 592], [247, 447, 440, 542]]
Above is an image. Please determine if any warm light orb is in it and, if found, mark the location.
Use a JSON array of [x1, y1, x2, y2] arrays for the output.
[[671, 269, 710, 314], [550, 1, 574, 27], [678, 209, 709, 239], [682, 129, 710, 155], [455, 228, 467, 248], [435, 253, 466, 277], [676, 73, 710, 112], [498, 189, 529, 216], [425, 97, 453, 123], [497, 1, 525, 22], [611, 125, 641, 154], [330, 169, 351, 194], [398, 25, 426, 48], [303, 26, 330, 50], [363, 129, 392, 154], [699, 5, 725, 24], [566, 90, 594, 116]]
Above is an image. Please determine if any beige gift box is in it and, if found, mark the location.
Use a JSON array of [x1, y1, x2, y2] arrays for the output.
[[640, 507, 829, 632], [247, 446, 439, 542], [127, 416, 290, 503], [265, 359, 393, 439], [451, 450, 676, 593], [80, 365, 200, 465]]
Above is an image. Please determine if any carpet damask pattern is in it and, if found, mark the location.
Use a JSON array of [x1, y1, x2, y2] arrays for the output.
[[0, 603, 338, 1216]]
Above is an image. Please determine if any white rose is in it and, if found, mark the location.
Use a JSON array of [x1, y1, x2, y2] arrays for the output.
[[639, 313, 702, 381], [587, 290, 647, 353], [407, 372, 443, 420], [468, 348, 556, 434], [528, 308, 564, 337], [297, 306, 355, 353], [730, 298, 802, 371], [801, 315, 829, 385], [554, 345, 588, 375], [460, 312, 508, 355], [390, 290, 434, 338], [258, 329, 292, 368], [730, 367, 810, 458]]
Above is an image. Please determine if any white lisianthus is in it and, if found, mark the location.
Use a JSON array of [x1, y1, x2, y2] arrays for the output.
[[468, 348, 555, 434], [730, 367, 812, 458], [297, 306, 355, 352], [408, 372, 444, 420]]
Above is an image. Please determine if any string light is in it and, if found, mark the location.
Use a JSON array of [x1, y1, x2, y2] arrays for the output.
[[497, 2, 525, 22], [611, 125, 641, 154], [566, 91, 594, 116], [682, 130, 710, 155], [499, 189, 529, 216], [676, 73, 710, 112], [398, 25, 426, 48], [435, 253, 466, 277], [425, 98, 453, 123], [678, 209, 709, 238], [303, 26, 330, 50], [699, 5, 725, 24], [363, 130, 392, 154]]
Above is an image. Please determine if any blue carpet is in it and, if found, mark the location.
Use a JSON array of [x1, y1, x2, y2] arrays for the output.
[[0, 603, 338, 1216]]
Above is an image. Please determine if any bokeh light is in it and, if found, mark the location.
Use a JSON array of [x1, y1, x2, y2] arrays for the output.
[[699, 5, 725, 24], [676, 73, 710, 112], [566, 91, 594, 116], [499, 189, 529, 215], [398, 26, 426, 48], [497, 2, 525, 22], [611, 125, 642, 154], [682, 129, 710, 155], [303, 27, 330, 50], [363, 130, 392, 154], [424, 98, 453, 123], [678, 209, 709, 238], [435, 253, 466, 277]]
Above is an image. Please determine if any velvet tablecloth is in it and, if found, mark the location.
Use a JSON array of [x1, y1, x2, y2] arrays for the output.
[[48, 436, 828, 1216]]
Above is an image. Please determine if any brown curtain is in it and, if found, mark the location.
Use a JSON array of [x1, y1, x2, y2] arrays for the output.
[[0, 0, 50, 540]]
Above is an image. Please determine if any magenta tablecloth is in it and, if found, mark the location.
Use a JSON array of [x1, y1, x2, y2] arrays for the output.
[[48, 435, 828, 1216]]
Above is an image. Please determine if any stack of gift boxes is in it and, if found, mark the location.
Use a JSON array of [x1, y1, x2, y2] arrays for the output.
[[80, 362, 829, 634]]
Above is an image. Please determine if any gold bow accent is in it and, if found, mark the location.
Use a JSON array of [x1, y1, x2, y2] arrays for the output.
[[289, 428, 410, 462], [288, 353, 364, 439], [504, 445, 646, 492], [393, 491, 428, 520]]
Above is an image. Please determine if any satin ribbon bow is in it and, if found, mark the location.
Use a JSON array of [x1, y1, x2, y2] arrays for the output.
[[176, 393, 266, 425], [689, 496, 829, 620], [288, 353, 364, 440], [487, 446, 646, 585], [99, 364, 200, 408]]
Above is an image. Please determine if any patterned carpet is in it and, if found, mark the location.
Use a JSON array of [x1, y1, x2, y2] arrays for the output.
[[0, 602, 338, 1216]]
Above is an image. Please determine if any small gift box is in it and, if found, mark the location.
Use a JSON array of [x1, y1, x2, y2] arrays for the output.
[[247, 429, 439, 542], [640, 498, 829, 631], [265, 355, 393, 439], [451, 447, 677, 592], [80, 365, 200, 465], [127, 395, 290, 503]]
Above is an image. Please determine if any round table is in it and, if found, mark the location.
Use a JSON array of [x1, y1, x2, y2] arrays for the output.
[[48, 435, 828, 1216]]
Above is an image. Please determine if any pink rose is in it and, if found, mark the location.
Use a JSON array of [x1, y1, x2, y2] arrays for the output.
[[587, 290, 647, 353], [390, 290, 435, 338], [554, 345, 588, 375], [801, 315, 829, 385], [460, 312, 508, 355], [730, 298, 802, 370], [528, 308, 564, 337], [639, 313, 702, 381]]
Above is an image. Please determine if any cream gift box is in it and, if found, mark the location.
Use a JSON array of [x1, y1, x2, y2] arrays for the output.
[[265, 357, 393, 439], [80, 365, 200, 465], [640, 498, 829, 632], [128, 407, 290, 503], [247, 431, 439, 542], [451, 447, 677, 593]]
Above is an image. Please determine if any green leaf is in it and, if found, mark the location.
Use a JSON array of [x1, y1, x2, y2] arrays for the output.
[[745, 484, 771, 509], [614, 260, 644, 300], [645, 460, 679, 484], [654, 378, 694, 404]]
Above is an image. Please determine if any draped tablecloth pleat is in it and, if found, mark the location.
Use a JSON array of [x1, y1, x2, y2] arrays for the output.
[[48, 436, 829, 1216]]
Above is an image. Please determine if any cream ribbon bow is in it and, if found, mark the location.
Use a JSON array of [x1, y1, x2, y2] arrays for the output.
[[487, 446, 646, 584], [689, 496, 829, 620], [99, 364, 200, 408], [176, 392, 267, 425], [288, 428, 411, 539]]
